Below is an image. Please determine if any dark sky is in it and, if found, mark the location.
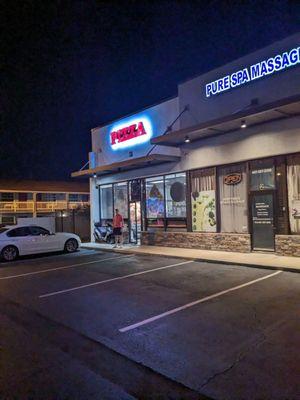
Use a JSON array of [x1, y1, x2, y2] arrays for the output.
[[1, 0, 299, 181]]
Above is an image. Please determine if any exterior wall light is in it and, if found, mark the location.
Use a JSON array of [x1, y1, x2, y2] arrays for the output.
[[184, 136, 191, 143], [93, 173, 97, 178], [241, 120, 247, 129]]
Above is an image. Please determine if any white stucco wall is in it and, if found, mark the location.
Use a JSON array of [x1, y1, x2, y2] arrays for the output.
[[177, 115, 300, 171], [89, 177, 99, 241], [94, 115, 300, 186], [91, 96, 180, 166]]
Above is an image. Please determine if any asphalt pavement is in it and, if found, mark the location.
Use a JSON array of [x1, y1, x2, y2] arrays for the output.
[[0, 249, 299, 400]]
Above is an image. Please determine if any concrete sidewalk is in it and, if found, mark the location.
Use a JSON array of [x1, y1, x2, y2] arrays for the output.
[[82, 242, 300, 273]]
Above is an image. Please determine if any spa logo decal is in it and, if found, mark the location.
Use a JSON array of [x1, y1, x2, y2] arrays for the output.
[[224, 173, 242, 185], [110, 117, 153, 150], [205, 46, 300, 97]]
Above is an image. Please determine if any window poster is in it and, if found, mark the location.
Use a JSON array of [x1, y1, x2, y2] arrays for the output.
[[192, 190, 216, 232], [146, 181, 164, 219]]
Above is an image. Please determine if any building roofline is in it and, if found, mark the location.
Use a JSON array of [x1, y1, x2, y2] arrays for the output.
[[0, 180, 90, 193], [91, 94, 178, 132], [177, 31, 300, 87]]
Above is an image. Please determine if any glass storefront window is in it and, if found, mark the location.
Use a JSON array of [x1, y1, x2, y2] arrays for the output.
[[100, 184, 113, 220], [250, 159, 275, 191], [287, 155, 300, 233], [191, 168, 217, 232], [145, 176, 164, 225], [114, 182, 128, 219], [165, 173, 186, 218], [218, 164, 248, 233]]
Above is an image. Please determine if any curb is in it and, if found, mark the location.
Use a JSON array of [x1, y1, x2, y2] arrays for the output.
[[81, 245, 300, 274]]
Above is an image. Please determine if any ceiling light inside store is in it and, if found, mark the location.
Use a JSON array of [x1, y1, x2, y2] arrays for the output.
[[184, 136, 191, 143]]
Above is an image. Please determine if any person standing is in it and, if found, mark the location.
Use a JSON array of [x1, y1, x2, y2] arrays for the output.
[[112, 208, 124, 248]]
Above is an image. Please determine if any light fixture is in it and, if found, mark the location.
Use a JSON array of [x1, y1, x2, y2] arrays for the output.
[[93, 173, 97, 178], [184, 136, 190, 143], [241, 120, 247, 129]]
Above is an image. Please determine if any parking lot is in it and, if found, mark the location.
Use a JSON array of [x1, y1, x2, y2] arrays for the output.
[[0, 249, 299, 400]]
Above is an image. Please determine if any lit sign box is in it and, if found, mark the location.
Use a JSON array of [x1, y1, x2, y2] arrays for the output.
[[110, 116, 153, 150], [206, 47, 300, 98]]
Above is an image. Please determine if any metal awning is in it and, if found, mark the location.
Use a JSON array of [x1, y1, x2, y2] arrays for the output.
[[151, 94, 300, 147], [71, 154, 181, 178]]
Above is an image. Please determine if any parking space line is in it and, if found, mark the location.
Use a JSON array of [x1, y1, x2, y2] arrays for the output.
[[0, 255, 134, 280], [0, 249, 101, 267], [119, 270, 283, 333], [39, 260, 193, 298]]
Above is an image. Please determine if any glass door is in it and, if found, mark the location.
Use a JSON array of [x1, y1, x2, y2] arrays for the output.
[[129, 201, 141, 243], [251, 192, 275, 251], [128, 179, 142, 244]]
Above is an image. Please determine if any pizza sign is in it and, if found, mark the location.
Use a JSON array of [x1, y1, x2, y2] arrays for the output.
[[111, 122, 146, 146], [110, 117, 153, 150]]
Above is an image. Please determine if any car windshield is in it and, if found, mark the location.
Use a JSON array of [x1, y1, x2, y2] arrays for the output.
[[0, 227, 9, 234]]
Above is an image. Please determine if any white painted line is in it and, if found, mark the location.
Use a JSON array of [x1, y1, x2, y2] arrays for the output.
[[0, 255, 133, 280], [0, 249, 99, 266], [39, 260, 193, 299], [119, 270, 283, 333]]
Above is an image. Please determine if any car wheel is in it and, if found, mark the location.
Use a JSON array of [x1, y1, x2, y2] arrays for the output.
[[64, 239, 78, 253], [1, 245, 19, 261]]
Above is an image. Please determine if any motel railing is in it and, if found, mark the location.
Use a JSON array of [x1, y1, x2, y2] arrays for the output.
[[0, 201, 35, 213], [0, 201, 89, 214]]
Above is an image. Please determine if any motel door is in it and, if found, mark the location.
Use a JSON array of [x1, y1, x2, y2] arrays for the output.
[[251, 192, 275, 251]]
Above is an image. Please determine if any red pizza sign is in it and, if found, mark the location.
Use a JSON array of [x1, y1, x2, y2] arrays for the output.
[[110, 122, 146, 146]]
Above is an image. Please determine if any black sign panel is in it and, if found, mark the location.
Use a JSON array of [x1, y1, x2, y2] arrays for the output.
[[130, 180, 141, 202], [251, 193, 274, 251]]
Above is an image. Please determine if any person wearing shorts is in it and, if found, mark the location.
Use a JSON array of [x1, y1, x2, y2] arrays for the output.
[[112, 209, 124, 248]]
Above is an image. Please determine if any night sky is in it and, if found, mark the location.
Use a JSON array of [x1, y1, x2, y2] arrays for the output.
[[1, 1, 299, 181]]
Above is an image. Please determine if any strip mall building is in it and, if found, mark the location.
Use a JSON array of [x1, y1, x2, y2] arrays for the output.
[[73, 33, 300, 257]]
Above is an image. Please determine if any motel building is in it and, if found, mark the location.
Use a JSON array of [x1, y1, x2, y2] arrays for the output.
[[72, 33, 300, 257]]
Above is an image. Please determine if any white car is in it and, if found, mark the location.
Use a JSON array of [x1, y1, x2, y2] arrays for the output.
[[0, 225, 81, 261]]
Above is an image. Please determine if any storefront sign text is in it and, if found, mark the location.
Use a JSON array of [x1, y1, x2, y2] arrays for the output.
[[111, 122, 146, 146], [206, 47, 300, 97], [224, 173, 242, 185], [110, 116, 153, 150]]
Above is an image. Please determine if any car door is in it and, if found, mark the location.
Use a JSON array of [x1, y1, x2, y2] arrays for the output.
[[28, 226, 60, 253], [6, 227, 35, 255]]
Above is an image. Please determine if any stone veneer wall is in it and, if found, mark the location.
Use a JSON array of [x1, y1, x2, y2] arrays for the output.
[[141, 231, 251, 253], [275, 235, 300, 257], [141, 231, 300, 257]]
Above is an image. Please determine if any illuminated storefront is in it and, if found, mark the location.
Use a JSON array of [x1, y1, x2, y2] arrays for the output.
[[73, 33, 300, 256]]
